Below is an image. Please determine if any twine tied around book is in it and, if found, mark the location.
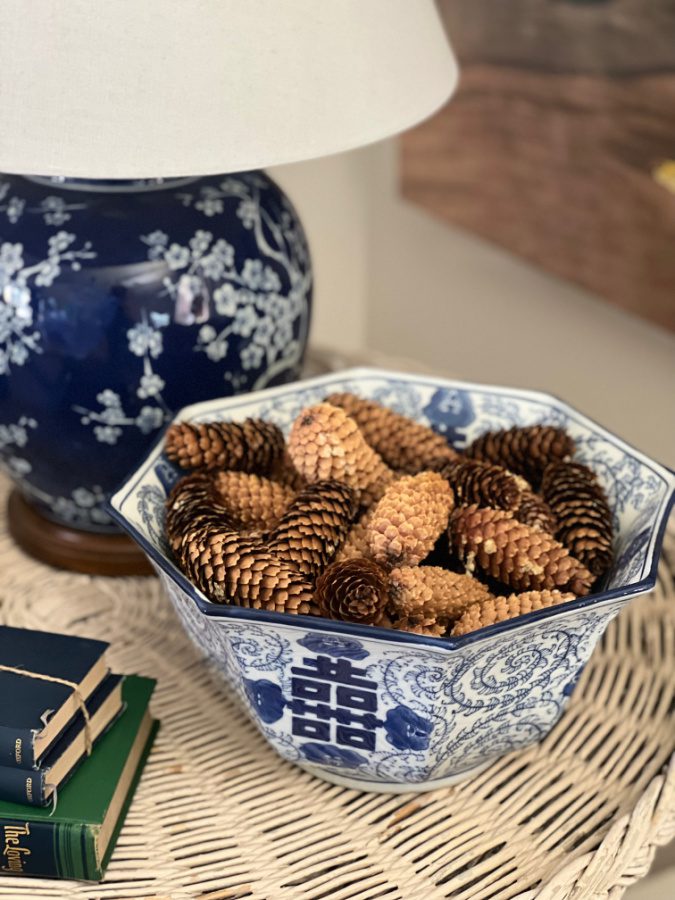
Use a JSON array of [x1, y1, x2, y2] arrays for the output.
[[0, 664, 93, 755]]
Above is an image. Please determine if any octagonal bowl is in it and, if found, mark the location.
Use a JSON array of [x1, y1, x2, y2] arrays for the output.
[[109, 368, 674, 793]]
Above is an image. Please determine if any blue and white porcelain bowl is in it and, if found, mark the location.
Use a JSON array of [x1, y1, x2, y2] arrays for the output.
[[109, 368, 674, 793]]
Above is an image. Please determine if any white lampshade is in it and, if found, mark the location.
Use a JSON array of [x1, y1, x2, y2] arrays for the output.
[[0, 0, 457, 179]]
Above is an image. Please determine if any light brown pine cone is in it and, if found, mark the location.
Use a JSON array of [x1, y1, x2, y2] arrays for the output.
[[326, 392, 458, 473], [335, 508, 376, 563], [266, 480, 358, 579], [466, 425, 575, 487], [448, 504, 593, 595], [287, 402, 395, 506], [451, 590, 575, 636], [367, 472, 455, 567], [393, 615, 447, 637], [212, 471, 295, 532], [388, 565, 492, 624], [514, 490, 557, 534], [541, 461, 614, 577], [438, 458, 523, 510], [165, 418, 285, 475], [315, 558, 389, 624], [178, 525, 316, 614]]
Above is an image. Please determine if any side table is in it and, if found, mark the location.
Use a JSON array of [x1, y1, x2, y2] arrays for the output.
[[0, 473, 673, 899]]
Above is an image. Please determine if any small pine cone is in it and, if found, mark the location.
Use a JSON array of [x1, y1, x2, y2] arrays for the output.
[[267, 480, 358, 579], [393, 615, 447, 638], [451, 590, 575, 636], [326, 392, 458, 473], [165, 473, 234, 554], [288, 403, 395, 506], [315, 558, 389, 624], [180, 527, 315, 614], [165, 418, 285, 475], [449, 504, 593, 595], [541, 461, 614, 577], [466, 425, 575, 487], [388, 566, 492, 623], [514, 490, 557, 534], [212, 471, 294, 532], [367, 472, 455, 567], [335, 508, 376, 563], [438, 458, 523, 510]]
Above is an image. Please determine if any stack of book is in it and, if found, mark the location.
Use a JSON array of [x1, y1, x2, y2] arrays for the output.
[[0, 625, 158, 881]]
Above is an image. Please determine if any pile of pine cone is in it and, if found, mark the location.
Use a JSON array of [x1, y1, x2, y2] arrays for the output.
[[163, 392, 614, 638]]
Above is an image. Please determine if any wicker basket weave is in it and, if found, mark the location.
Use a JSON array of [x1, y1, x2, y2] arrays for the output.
[[0, 475, 672, 899]]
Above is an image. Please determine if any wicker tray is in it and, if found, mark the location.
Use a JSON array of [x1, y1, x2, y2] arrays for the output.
[[0, 475, 672, 899]]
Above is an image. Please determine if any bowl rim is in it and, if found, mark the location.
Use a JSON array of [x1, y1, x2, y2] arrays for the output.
[[108, 367, 675, 652]]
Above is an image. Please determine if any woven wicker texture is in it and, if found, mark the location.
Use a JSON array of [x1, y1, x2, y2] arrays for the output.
[[0, 475, 673, 899]]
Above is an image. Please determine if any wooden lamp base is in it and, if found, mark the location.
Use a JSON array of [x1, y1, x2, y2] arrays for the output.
[[7, 490, 153, 576]]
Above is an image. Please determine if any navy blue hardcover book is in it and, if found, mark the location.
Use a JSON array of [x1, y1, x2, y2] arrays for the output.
[[0, 675, 124, 806], [0, 626, 109, 770]]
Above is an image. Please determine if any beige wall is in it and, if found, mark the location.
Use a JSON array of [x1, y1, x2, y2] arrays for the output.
[[273, 140, 675, 466]]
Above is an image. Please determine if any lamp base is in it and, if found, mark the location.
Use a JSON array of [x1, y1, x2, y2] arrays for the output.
[[7, 490, 153, 576]]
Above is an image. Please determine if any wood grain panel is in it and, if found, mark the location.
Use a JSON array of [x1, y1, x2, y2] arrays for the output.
[[402, 0, 675, 331]]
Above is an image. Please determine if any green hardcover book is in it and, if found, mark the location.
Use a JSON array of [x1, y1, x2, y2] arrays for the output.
[[0, 675, 157, 882]]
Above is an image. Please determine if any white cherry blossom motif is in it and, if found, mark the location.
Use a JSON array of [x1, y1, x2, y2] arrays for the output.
[[74, 312, 171, 445], [148, 176, 311, 390], [0, 233, 96, 376], [0, 415, 37, 479]]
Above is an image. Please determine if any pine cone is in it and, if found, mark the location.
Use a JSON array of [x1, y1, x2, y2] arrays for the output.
[[211, 471, 294, 532], [514, 490, 557, 534], [179, 526, 316, 614], [389, 566, 492, 623], [165, 473, 234, 555], [541, 461, 614, 577], [393, 615, 447, 637], [315, 558, 389, 624], [165, 418, 285, 475], [326, 392, 458, 473], [270, 450, 308, 491], [266, 480, 357, 579], [288, 403, 395, 506], [438, 458, 523, 510], [449, 504, 593, 595], [466, 425, 575, 487], [451, 590, 575, 636], [335, 508, 376, 563], [367, 472, 455, 567]]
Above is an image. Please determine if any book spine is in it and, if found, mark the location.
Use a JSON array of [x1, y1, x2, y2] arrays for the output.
[[0, 726, 35, 770], [0, 818, 100, 880], [0, 766, 46, 806]]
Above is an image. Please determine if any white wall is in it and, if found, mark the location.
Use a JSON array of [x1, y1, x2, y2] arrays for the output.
[[273, 140, 675, 466]]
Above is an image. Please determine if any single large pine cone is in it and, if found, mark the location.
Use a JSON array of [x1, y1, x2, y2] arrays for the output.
[[388, 565, 492, 624], [451, 590, 575, 636], [165, 473, 234, 555], [438, 458, 523, 510], [315, 558, 389, 624], [541, 461, 614, 577], [179, 526, 316, 614], [449, 504, 593, 595], [514, 490, 557, 534], [326, 392, 458, 473], [393, 615, 447, 637], [466, 425, 575, 487], [287, 403, 395, 506], [212, 471, 294, 532], [165, 419, 285, 475], [267, 480, 358, 579], [335, 508, 376, 563], [367, 472, 455, 567]]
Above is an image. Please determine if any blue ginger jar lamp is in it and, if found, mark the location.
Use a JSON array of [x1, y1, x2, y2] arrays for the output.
[[0, 0, 457, 573]]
